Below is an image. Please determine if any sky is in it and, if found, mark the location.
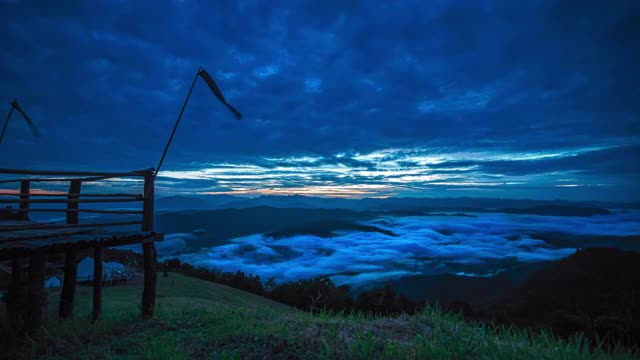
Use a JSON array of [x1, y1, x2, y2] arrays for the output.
[[1, 0, 639, 201]]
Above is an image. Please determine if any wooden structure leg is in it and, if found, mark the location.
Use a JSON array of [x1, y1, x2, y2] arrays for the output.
[[141, 242, 157, 318], [58, 249, 77, 319], [25, 251, 46, 331], [6, 257, 25, 329], [92, 246, 103, 322]]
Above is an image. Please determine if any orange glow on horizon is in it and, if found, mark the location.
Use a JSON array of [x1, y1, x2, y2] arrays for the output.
[[198, 184, 399, 199]]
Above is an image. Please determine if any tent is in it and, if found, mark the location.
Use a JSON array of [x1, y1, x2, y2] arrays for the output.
[[45, 276, 61, 288], [105, 261, 126, 280], [76, 257, 96, 282], [76, 257, 128, 282]]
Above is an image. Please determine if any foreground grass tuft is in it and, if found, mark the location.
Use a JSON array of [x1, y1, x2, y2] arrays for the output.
[[3, 273, 636, 359]]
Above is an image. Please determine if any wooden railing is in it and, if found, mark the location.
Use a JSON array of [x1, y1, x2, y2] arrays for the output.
[[0, 168, 155, 233]]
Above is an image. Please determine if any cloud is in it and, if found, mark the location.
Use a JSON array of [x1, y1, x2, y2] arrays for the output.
[[0, 1, 638, 201], [173, 211, 640, 286]]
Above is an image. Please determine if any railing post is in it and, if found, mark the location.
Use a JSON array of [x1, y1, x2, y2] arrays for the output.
[[18, 180, 29, 220], [142, 170, 154, 232], [66, 180, 82, 225], [141, 169, 157, 318]]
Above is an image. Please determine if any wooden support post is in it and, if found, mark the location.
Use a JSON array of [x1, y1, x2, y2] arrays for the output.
[[6, 257, 24, 329], [141, 170, 157, 318], [18, 180, 29, 220], [25, 251, 46, 331], [92, 246, 103, 322], [66, 180, 81, 225], [141, 242, 157, 318], [58, 249, 77, 319]]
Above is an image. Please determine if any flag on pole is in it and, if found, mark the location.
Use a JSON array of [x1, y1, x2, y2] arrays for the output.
[[11, 99, 39, 136], [198, 69, 242, 119]]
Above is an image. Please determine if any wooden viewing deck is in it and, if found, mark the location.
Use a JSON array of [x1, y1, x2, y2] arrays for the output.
[[0, 168, 163, 331]]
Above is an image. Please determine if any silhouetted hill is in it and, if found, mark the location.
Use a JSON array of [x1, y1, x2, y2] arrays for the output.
[[498, 205, 610, 217], [385, 262, 552, 305], [154, 194, 638, 212], [155, 194, 241, 211], [481, 248, 640, 348], [155, 206, 387, 250]]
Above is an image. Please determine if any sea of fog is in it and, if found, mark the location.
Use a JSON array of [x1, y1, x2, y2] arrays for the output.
[[146, 211, 640, 287]]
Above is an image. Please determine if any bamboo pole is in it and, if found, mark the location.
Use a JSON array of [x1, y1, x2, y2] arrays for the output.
[[0, 104, 14, 146], [155, 68, 201, 177]]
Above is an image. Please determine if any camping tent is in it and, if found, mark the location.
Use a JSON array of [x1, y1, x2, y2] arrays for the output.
[[76, 257, 96, 282], [105, 261, 126, 280], [76, 257, 128, 282], [45, 276, 61, 288]]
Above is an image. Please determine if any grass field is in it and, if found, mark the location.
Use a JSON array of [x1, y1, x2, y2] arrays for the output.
[[3, 273, 637, 359]]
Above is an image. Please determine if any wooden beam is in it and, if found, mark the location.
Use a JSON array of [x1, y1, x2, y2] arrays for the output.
[[0, 192, 142, 198], [92, 246, 103, 322], [25, 251, 46, 331], [0, 176, 117, 184], [0, 168, 152, 177], [1, 208, 144, 215], [0, 220, 143, 234], [58, 249, 77, 319], [0, 232, 163, 261], [18, 180, 29, 221], [141, 242, 157, 318], [66, 180, 81, 225], [0, 198, 143, 204]]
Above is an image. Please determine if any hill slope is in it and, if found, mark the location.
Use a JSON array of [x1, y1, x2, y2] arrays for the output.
[[3, 273, 636, 359]]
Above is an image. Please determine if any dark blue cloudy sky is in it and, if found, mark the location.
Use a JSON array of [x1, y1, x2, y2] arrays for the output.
[[1, 0, 639, 201]]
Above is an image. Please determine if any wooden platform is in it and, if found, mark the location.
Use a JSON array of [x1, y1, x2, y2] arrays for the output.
[[0, 167, 162, 332], [0, 220, 163, 260]]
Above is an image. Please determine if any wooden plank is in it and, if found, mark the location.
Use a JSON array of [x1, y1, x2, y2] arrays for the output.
[[141, 242, 157, 318], [0, 232, 163, 261], [0, 198, 143, 204], [0, 227, 100, 242], [0, 220, 143, 234], [59, 249, 77, 319], [66, 180, 81, 225], [92, 246, 103, 322], [0, 193, 142, 198], [0, 168, 152, 177], [25, 251, 46, 331], [18, 180, 29, 221], [0, 176, 114, 184], [1, 208, 144, 215]]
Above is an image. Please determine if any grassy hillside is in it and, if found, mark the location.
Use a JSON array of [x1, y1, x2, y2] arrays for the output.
[[3, 273, 636, 359]]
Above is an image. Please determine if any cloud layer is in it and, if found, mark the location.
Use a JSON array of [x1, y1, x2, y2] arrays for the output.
[[169, 211, 640, 287]]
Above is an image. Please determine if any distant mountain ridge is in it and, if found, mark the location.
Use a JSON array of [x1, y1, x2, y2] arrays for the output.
[[155, 194, 638, 212]]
